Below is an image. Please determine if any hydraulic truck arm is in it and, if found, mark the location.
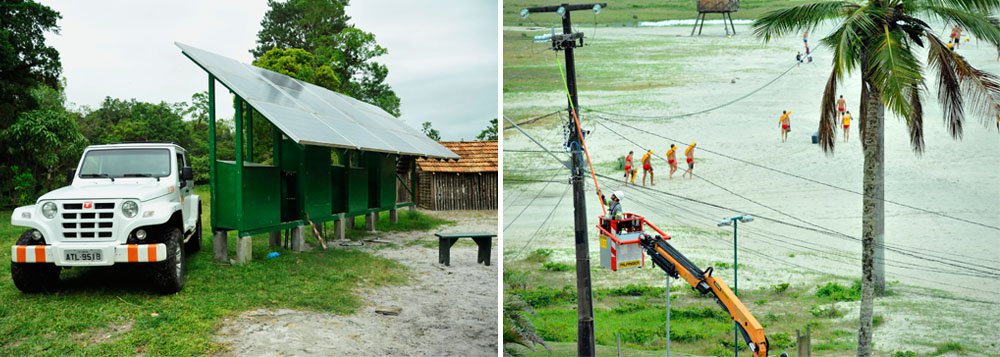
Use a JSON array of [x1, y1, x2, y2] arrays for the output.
[[597, 214, 770, 356]]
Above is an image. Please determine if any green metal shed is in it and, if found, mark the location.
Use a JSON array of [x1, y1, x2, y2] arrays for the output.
[[176, 43, 458, 263]]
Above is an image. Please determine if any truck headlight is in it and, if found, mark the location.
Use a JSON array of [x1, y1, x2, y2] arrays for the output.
[[41, 202, 57, 219], [122, 200, 138, 218]]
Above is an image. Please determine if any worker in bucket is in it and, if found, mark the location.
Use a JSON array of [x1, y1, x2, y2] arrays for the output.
[[602, 191, 625, 221]]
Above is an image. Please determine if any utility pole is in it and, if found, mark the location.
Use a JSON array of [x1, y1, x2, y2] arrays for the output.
[[719, 214, 753, 356], [521, 4, 605, 356]]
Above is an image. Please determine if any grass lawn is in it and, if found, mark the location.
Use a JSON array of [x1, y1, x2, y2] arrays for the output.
[[0, 185, 450, 355], [503, 0, 818, 27]]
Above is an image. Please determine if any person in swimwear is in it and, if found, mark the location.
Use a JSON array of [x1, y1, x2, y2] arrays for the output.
[[666, 144, 678, 179], [779, 111, 792, 142], [623, 151, 635, 185], [836, 95, 847, 125], [640, 149, 654, 186], [842, 111, 852, 142], [682, 142, 696, 179]]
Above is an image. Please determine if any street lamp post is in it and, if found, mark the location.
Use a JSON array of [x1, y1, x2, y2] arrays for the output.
[[718, 214, 753, 356]]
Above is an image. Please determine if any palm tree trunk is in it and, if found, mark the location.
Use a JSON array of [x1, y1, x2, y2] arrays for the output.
[[857, 77, 884, 357]]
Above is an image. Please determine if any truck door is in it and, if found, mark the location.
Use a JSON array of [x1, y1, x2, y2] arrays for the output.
[[176, 152, 192, 228]]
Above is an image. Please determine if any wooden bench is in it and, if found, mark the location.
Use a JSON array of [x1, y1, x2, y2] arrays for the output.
[[435, 232, 497, 266]]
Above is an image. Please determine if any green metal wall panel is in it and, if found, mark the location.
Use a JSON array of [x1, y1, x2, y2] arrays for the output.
[[366, 153, 397, 210], [240, 164, 281, 230], [300, 146, 332, 220], [346, 167, 368, 215], [214, 161, 239, 229]]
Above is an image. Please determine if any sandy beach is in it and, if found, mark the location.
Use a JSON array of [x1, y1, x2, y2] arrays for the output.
[[503, 20, 999, 353]]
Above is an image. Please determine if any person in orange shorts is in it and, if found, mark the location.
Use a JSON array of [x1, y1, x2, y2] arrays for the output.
[[640, 149, 654, 186], [623, 151, 636, 185], [666, 144, 678, 179], [682, 142, 696, 179], [778, 111, 792, 142], [842, 111, 852, 142]]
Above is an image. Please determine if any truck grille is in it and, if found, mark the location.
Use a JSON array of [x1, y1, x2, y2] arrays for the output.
[[60, 201, 116, 239]]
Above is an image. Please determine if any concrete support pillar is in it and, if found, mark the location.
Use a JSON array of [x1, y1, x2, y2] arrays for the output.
[[365, 212, 375, 232], [334, 217, 346, 240], [268, 231, 281, 248], [291, 225, 306, 252], [390, 209, 399, 224], [235, 235, 252, 264], [213, 230, 228, 262]]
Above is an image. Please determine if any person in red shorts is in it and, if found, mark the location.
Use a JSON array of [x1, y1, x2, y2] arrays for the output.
[[623, 151, 635, 185], [682, 142, 696, 179], [836, 95, 847, 126], [666, 144, 678, 179], [640, 149, 654, 186], [778, 111, 792, 142]]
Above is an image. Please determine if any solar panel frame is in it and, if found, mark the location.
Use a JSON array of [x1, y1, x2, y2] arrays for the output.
[[176, 42, 459, 159]]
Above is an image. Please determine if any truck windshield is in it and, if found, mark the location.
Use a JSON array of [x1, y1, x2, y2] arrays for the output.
[[78, 149, 171, 179]]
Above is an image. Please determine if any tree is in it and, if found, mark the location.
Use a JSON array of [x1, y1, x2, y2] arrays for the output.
[[78, 98, 194, 150], [253, 47, 341, 91], [753, 1, 1000, 355], [2, 85, 87, 206], [0, 0, 61, 125], [477, 118, 498, 141], [421, 121, 441, 141], [251, 0, 400, 116]]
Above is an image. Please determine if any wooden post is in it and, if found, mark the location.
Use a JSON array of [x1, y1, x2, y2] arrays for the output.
[[334, 217, 345, 240], [365, 212, 375, 232], [235, 235, 252, 264], [212, 229, 227, 262], [268, 231, 281, 248], [291, 225, 306, 251], [390, 209, 398, 224]]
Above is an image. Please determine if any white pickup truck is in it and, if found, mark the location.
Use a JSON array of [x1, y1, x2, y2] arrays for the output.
[[10, 143, 201, 294]]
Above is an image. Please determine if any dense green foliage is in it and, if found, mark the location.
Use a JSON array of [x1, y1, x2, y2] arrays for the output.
[[477, 118, 499, 141], [421, 121, 441, 141], [252, 0, 400, 116], [0, 0, 61, 123]]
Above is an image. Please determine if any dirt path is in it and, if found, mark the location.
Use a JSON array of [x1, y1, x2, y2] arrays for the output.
[[214, 210, 498, 356]]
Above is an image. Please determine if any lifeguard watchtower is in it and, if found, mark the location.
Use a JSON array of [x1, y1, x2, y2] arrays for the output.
[[691, 0, 739, 36]]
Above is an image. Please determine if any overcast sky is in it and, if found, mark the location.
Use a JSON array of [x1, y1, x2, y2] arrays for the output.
[[40, 0, 498, 141]]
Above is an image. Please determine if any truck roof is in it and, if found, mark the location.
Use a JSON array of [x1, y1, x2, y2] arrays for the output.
[[85, 142, 186, 152]]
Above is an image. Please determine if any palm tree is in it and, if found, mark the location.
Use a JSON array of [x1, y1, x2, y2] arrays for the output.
[[753, 1, 1000, 355]]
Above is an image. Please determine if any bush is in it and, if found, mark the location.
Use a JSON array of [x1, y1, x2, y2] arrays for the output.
[[769, 332, 793, 349], [610, 302, 645, 314], [815, 280, 861, 301], [504, 270, 528, 291], [605, 284, 663, 297], [809, 303, 844, 318], [934, 342, 964, 355], [541, 262, 572, 272], [672, 306, 729, 321], [771, 282, 790, 294], [618, 326, 657, 344], [526, 248, 553, 263], [515, 287, 576, 307], [894, 351, 916, 357]]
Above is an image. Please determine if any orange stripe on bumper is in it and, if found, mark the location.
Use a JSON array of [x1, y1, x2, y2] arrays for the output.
[[34, 246, 45, 263], [147, 245, 157, 262], [128, 245, 138, 262], [16, 246, 26, 263]]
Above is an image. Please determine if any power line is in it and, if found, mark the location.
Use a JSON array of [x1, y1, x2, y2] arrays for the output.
[[594, 114, 1000, 232], [511, 183, 572, 260], [502, 110, 563, 130]]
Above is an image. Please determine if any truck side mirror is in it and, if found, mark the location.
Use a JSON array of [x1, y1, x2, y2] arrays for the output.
[[181, 167, 193, 181], [66, 169, 76, 183]]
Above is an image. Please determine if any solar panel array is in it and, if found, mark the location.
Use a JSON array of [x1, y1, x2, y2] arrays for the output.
[[176, 42, 458, 159]]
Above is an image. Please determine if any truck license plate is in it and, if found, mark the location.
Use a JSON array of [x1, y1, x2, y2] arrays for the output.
[[64, 250, 102, 262]]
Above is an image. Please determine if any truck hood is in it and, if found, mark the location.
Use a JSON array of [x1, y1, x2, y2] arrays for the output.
[[38, 183, 172, 202]]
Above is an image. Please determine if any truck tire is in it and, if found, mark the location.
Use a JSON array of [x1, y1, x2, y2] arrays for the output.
[[152, 227, 185, 294], [10, 230, 59, 293], [185, 203, 202, 253]]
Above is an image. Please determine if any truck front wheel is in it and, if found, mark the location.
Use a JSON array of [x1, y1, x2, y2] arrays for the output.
[[152, 227, 185, 294], [11, 231, 60, 293]]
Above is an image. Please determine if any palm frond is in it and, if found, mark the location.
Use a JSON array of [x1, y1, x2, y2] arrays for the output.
[[924, 33, 965, 137], [753, 1, 857, 43], [916, 5, 1000, 45], [952, 55, 1000, 126], [819, 70, 840, 154], [913, 0, 1000, 14], [820, 5, 878, 79], [868, 25, 924, 121], [906, 84, 926, 153]]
